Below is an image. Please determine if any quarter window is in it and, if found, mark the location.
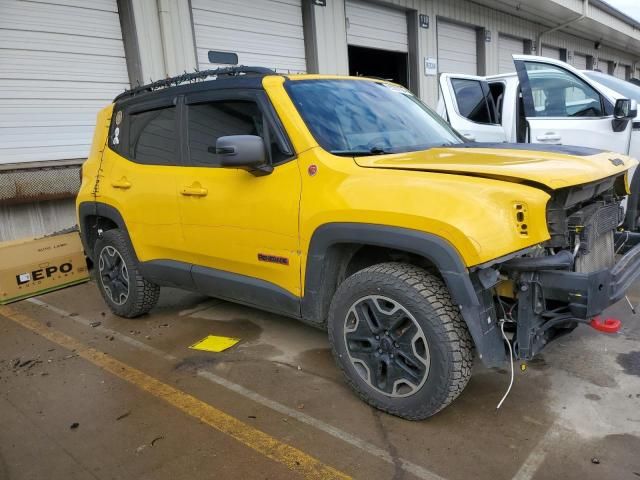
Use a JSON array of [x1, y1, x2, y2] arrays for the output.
[[128, 107, 178, 165], [522, 62, 603, 117]]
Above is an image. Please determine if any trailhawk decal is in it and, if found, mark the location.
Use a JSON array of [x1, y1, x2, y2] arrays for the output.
[[257, 254, 289, 265]]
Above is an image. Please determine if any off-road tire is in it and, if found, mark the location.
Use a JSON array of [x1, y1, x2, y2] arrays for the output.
[[328, 262, 473, 420], [93, 229, 160, 318]]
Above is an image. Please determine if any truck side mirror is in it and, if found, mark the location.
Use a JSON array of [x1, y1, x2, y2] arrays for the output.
[[612, 99, 637, 132], [614, 98, 637, 120], [216, 135, 273, 176]]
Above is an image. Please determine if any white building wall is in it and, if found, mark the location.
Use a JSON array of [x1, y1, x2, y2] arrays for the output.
[[303, 0, 349, 75], [346, 0, 409, 52], [0, 0, 130, 164], [158, 0, 198, 76], [130, 0, 197, 81], [131, 0, 167, 82], [0, 199, 76, 242]]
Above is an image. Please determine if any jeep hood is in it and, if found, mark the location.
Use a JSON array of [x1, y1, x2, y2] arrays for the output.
[[354, 144, 636, 189]]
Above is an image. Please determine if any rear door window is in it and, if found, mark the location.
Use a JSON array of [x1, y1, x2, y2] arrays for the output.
[[128, 106, 179, 165], [451, 78, 497, 124]]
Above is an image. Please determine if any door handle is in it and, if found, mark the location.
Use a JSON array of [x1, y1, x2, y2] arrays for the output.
[[180, 186, 208, 197], [111, 178, 131, 189], [536, 133, 561, 142]]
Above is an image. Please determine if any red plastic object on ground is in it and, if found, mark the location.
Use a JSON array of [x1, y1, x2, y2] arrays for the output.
[[589, 316, 621, 333]]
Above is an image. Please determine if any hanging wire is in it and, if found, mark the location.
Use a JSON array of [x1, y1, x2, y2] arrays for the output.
[[497, 319, 515, 410]]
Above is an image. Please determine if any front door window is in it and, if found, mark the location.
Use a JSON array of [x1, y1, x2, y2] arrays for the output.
[[520, 62, 604, 118]]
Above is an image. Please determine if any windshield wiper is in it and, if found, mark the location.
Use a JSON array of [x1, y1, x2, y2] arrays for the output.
[[330, 146, 391, 157]]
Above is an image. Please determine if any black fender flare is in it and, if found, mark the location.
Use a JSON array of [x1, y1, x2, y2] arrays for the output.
[[77, 201, 131, 261], [301, 223, 505, 366]]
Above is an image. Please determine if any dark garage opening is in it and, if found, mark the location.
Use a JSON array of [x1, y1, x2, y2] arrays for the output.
[[348, 45, 408, 88]]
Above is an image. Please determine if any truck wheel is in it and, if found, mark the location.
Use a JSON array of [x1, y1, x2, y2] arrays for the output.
[[328, 262, 473, 420], [93, 229, 160, 318]]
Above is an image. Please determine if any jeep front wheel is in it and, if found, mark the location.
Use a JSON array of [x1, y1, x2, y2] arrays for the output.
[[328, 262, 473, 420], [93, 229, 160, 318]]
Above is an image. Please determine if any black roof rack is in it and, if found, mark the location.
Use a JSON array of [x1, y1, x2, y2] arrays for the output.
[[114, 66, 276, 102]]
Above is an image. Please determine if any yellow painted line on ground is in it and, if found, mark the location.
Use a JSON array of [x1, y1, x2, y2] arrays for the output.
[[0, 305, 351, 480]]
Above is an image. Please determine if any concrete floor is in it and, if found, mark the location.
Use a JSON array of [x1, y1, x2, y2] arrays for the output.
[[1, 280, 639, 480]]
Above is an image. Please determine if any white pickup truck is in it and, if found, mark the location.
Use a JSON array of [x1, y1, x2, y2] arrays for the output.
[[437, 54, 640, 228]]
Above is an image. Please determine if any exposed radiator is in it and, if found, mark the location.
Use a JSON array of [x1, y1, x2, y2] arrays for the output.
[[575, 229, 614, 273], [572, 202, 619, 273]]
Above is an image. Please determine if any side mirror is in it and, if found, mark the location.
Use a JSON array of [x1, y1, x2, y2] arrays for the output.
[[614, 98, 637, 120], [215, 135, 272, 176]]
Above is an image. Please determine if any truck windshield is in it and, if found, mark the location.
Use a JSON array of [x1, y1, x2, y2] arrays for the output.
[[286, 79, 462, 156], [583, 70, 640, 103]]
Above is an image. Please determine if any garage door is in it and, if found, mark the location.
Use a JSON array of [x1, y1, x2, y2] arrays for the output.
[[438, 20, 477, 75], [498, 35, 523, 74], [541, 45, 562, 60], [0, 0, 129, 164], [346, 0, 407, 52], [191, 0, 306, 73], [573, 53, 587, 70], [614, 64, 628, 80]]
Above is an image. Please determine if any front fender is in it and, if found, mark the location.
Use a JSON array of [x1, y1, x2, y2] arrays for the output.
[[299, 150, 552, 268]]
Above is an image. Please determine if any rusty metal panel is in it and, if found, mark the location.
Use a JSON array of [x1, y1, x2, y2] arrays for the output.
[[0, 163, 81, 206]]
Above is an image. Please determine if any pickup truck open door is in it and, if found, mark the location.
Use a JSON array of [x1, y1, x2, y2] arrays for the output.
[[512, 55, 632, 152], [438, 73, 507, 142]]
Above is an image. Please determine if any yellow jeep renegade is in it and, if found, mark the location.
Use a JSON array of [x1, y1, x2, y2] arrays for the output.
[[77, 66, 640, 419]]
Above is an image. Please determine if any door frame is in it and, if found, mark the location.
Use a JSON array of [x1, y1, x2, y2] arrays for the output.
[[439, 73, 506, 142]]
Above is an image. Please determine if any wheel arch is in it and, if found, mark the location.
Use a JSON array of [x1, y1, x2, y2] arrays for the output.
[[302, 223, 479, 325], [302, 223, 507, 366], [78, 202, 132, 262]]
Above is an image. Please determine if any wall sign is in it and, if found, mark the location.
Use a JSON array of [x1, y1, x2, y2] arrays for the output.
[[419, 14, 429, 28], [313, 0, 326, 6], [424, 57, 437, 76]]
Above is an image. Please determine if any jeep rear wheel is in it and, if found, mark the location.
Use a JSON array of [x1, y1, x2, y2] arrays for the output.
[[94, 229, 160, 318], [328, 262, 473, 420]]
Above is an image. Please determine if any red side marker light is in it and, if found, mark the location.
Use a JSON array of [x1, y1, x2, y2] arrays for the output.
[[308, 164, 318, 176], [589, 316, 621, 333]]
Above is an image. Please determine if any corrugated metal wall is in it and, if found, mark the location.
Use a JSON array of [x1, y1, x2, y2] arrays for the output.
[[345, 0, 409, 52], [0, 199, 76, 242], [437, 20, 478, 75], [191, 0, 307, 73], [0, 0, 127, 242], [498, 35, 525, 74], [0, 0, 129, 164]]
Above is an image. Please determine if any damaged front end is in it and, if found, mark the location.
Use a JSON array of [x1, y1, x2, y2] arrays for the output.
[[471, 174, 640, 365]]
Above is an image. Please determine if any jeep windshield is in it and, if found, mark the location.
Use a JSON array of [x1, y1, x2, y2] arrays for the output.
[[286, 79, 463, 156]]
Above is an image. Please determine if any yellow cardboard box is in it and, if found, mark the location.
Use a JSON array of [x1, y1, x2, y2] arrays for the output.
[[0, 231, 89, 304]]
